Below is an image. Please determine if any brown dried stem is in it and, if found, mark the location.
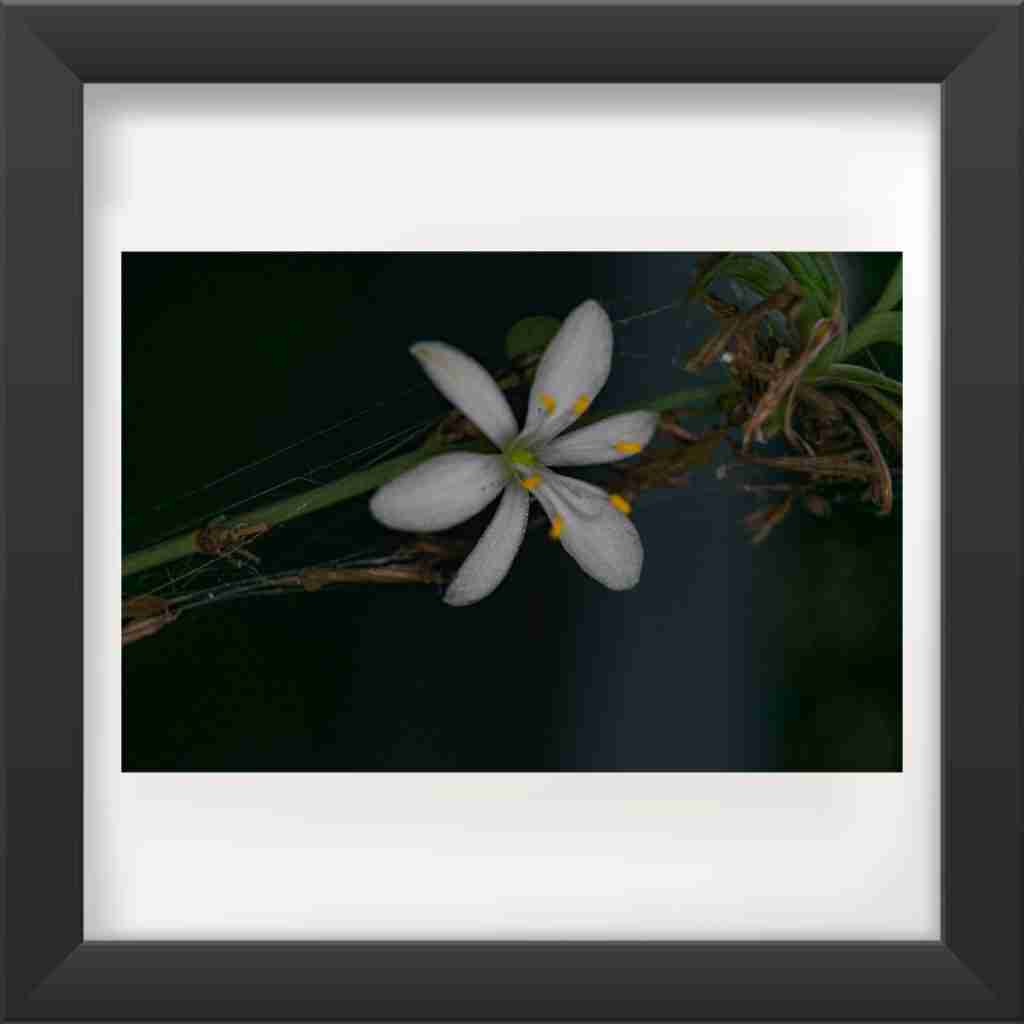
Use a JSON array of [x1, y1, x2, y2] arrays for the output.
[[827, 392, 894, 515], [686, 283, 800, 373], [733, 449, 878, 482], [741, 318, 838, 449]]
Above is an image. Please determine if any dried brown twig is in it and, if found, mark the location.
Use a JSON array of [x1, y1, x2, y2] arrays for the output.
[[122, 595, 179, 647], [741, 315, 838, 449], [685, 282, 801, 374], [121, 537, 465, 646], [690, 265, 899, 533], [827, 392, 894, 515]]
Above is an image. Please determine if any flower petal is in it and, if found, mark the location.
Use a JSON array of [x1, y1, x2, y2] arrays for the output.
[[411, 342, 518, 448], [538, 410, 659, 467], [522, 299, 614, 445], [444, 482, 529, 606], [534, 470, 643, 591], [370, 453, 507, 533]]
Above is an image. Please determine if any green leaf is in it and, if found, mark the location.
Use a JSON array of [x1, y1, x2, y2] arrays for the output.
[[840, 311, 902, 360], [870, 257, 902, 315], [504, 315, 561, 362], [776, 253, 830, 312], [773, 254, 830, 354], [814, 378, 902, 424], [691, 252, 789, 301], [808, 362, 902, 398], [857, 387, 902, 423], [812, 253, 844, 298], [639, 384, 728, 415]]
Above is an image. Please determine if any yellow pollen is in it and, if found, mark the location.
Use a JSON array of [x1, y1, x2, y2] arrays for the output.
[[609, 493, 632, 515], [614, 441, 642, 455], [540, 393, 557, 415], [548, 515, 564, 540], [520, 475, 541, 492], [572, 394, 591, 416]]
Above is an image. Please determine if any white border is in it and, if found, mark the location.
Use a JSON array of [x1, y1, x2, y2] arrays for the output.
[[86, 84, 940, 940]]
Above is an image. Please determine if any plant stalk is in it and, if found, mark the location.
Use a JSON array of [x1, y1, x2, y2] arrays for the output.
[[123, 383, 723, 580]]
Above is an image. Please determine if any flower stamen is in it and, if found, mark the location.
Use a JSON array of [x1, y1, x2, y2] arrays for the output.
[[614, 441, 642, 455], [505, 445, 536, 469], [548, 514, 564, 540], [609, 493, 632, 515], [572, 394, 591, 416], [540, 392, 557, 415], [520, 475, 541, 492]]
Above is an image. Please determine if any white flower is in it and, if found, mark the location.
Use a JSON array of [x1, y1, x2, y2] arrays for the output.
[[370, 299, 659, 606]]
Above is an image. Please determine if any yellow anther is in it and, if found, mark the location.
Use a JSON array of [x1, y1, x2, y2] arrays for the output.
[[572, 394, 591, 416], [548, 515, 564, 540], [540, 393, 557, 415], [614, 441, 642, 455], [609, 493, 632, 515], [520, 475, 541, 492]]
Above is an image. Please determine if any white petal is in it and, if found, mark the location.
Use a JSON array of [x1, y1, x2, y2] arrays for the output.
[[411, 342, 518, 448], [538, 410, 658, 467], [444, 482, 529, 606], [534, 471, 643, 591], [370, 453, 507, 533], [522, 299, 614, 445]]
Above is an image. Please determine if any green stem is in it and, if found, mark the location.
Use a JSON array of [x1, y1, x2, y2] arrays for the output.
[[121, 448, 440, 578], [123, 532, 208, 579], [123, 383, 726, 580], [641, 384, 724, 414]]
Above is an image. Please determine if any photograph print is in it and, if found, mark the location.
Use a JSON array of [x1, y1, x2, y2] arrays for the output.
[[122, 252, 902, 772]]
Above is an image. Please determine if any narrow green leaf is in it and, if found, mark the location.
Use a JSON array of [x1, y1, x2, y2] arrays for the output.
[[814, 380, 902, 424], [774, 255, 828, 353], [776, 253, 830, 311], [855, 386, 902, 423], [841, 311, 902, 360], [691, 253, 789, 301], [812, 253, 844, 299], [505, 315, 561, 361], [808, 362, 902, 397]]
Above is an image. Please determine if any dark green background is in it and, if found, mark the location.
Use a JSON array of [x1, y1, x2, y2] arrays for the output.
[[123, 253, 901, 771]]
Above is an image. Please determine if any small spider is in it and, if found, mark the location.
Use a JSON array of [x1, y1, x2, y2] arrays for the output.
[[193, 516, 270, 569]]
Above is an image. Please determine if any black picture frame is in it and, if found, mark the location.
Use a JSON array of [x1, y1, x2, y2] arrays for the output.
[[2, 3, 1020, 1019]]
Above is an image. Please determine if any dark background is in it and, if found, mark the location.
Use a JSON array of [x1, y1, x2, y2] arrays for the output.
[[122, 253, 901, 771]]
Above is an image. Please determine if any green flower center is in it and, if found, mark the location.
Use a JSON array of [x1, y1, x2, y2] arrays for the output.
[[503, 445, 537, 473]]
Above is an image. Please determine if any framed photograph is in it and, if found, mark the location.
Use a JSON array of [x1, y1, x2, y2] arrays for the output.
[[2, 2, 1021, 1021]]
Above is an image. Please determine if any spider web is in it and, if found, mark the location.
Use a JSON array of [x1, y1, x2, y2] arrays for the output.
[[121, 294, 704, 607]]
